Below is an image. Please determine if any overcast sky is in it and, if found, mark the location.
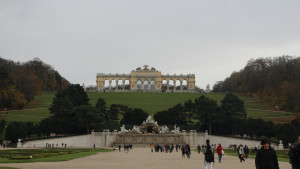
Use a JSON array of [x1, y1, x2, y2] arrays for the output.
[[1, 0, 300, 88]]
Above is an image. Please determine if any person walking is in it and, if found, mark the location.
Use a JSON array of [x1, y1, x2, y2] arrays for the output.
[[197, 144, 201, 154], [216, 143, 223, 163], [203, 139, 214, 169], [238, 145, 245, 162], [186, 144, 191, 158], [290, 136, 300, 169], [181, 144, 186, 158], [255, 137, 279, 169], [244, 145, 249, 159]]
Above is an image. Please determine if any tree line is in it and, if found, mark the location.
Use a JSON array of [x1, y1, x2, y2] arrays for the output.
[[213, 56, 300, 113], [0, 57, 69, 109], [153, 93, 300, 145], [2, 84, 300, 146]]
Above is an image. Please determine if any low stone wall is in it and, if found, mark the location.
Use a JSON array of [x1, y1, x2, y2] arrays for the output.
[[22, 135, 92, 148], [22, 131, 262, 149], [114, 133, 185, 145], [206, 135, 261, 148]]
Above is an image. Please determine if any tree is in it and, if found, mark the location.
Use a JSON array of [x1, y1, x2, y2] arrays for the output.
[[75, 104, 98, 134], [5, 122, 27, 142], [121, 108, 148, 125], [221, 93, 246, 134], [183, 99, 195, 126], [95, 98, 108, 122], [154, 104, 187, 125], [0, 115, 6, 135], [49, 84, 89, 117], [41, 84, 91, 134], [193, 96, 220, 134]]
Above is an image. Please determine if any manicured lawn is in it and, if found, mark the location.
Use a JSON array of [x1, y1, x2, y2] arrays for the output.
[[1, 91, 294, 124], [0, 149, 111, 163], [247, 109, 294, 119]]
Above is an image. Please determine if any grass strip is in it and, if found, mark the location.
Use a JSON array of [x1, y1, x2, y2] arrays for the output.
[[0, 149, 111, 163]]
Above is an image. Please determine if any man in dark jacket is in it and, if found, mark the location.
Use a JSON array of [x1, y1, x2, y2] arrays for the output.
[[255, 137, 279, 169], [291, 136, 300, 169]]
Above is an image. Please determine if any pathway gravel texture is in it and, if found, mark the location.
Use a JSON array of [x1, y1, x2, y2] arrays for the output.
[[1, 148, 291, 169]]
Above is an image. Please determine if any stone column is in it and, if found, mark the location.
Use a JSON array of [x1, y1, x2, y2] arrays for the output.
[[167, 80, 170, 91], [122, 80, 125, 90], [109, 80, 112, 91], [141, 81, 144, 91], [102, 81, 105, 92], [116, 81, 119, 91], [180, 81, 183, 91], [173, 81, 176, 91]]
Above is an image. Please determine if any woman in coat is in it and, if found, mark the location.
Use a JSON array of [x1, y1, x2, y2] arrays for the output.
[[216, 143, 223, 163]]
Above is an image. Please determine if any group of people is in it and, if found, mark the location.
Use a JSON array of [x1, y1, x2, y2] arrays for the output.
[[126, 136, 300, 169], [45, 142, 66, 148], [117, 144, 132, 153], [200, 136, 300, 169], [150, 144, 180, 154]]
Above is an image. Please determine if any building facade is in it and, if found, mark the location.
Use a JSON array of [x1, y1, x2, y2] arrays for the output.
[[96, 65, 196, 92]]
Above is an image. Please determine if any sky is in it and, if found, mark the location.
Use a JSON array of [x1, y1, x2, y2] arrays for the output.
[[0, 0, 300, 89]]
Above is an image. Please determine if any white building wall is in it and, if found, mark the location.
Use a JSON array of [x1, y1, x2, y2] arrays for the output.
[[22, 135, 93, 148], [22, 132, 261, 149]]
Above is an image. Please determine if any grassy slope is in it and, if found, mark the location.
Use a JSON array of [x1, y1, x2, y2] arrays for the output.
[[0, 92, 295, 124]]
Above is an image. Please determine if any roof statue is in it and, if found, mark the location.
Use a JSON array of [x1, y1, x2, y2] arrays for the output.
[[205, 84, 211, 93]]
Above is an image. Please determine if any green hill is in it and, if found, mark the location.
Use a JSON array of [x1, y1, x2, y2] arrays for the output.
[[0, 92, 295, 124]]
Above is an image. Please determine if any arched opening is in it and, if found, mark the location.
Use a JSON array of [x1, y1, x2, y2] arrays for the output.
[[124, 79, 130, 90], [147, 126, 153, 133], [137, 80, 142, 90], [150, 80, 155, 90], [117, 79, 123, 90], [104, 80, 110, 90], [175, 80, 181, 90], [162, 80, 167, 91], [144, 80, 149, 90], [183, 80, 188, 90], [111, 80, 116, 90], [169, 80, 175, 91]]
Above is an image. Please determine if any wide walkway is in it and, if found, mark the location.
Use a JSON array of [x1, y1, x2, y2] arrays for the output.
[[1, 148, 291, 169]]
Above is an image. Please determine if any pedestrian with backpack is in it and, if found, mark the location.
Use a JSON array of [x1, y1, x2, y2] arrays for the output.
[[203, 139, 214, 169]]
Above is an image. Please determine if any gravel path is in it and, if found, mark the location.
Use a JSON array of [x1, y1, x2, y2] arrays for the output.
[[1, 148, 291, 169]]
